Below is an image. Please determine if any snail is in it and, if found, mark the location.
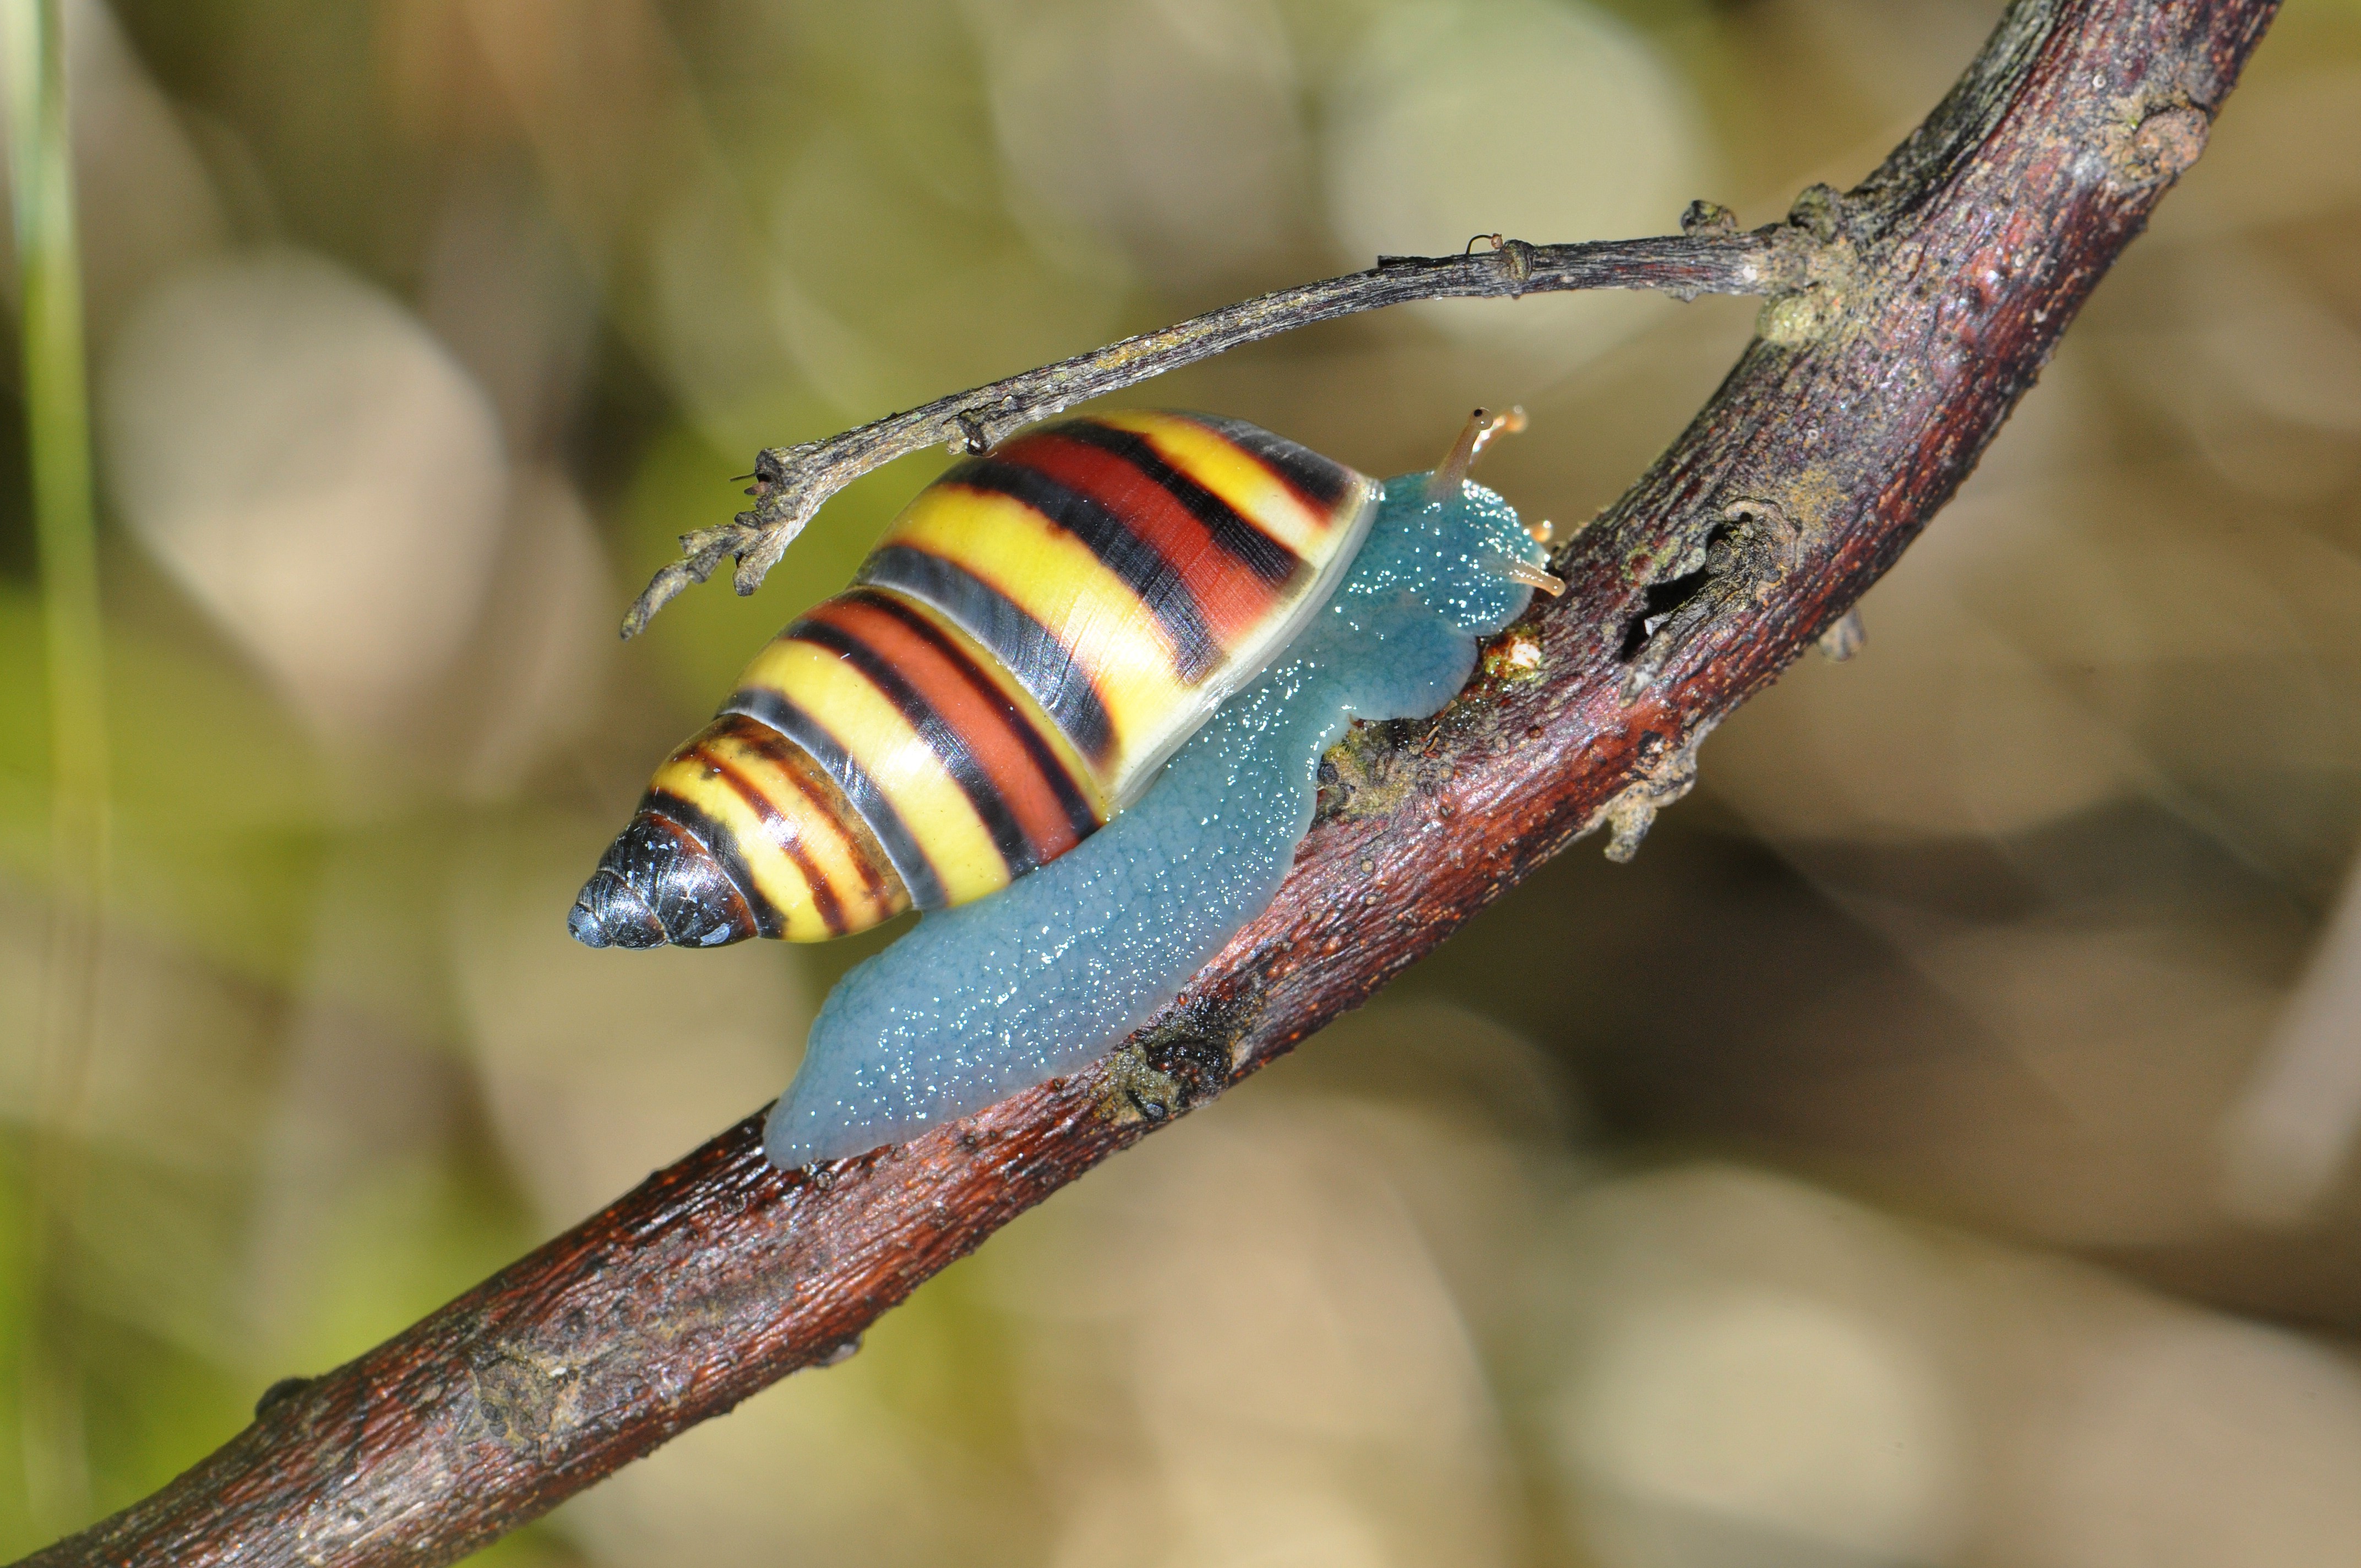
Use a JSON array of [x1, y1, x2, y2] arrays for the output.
[[571, 408, 1560, 1165]]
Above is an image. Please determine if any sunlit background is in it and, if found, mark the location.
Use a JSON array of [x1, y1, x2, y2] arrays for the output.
[[4, 0, 2361, 1562]]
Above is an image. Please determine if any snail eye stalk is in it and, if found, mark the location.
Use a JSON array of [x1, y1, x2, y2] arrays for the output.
[[1424, 405, 1527, 503]]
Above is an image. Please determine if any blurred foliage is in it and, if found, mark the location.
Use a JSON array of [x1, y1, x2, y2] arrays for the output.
[[4, 0, 2361, 1564]]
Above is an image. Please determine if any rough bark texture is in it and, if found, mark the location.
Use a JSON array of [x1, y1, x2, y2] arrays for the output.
[[21, 1, 2280, 1562], [619, 225, 1802, 635]]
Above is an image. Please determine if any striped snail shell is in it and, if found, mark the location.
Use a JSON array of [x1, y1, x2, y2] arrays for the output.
[[570, 411, 1381, 950]]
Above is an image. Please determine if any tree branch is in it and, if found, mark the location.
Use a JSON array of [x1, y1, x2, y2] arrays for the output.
[[23, 0, 2279, 1562], [619, 221, 1807, 636]]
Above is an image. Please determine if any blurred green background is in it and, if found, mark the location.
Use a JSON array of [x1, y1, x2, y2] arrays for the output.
[[7, 0, 2361, 1562]]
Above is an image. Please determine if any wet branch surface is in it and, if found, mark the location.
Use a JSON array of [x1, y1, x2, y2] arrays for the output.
[[23, 1, 2279, 1562]]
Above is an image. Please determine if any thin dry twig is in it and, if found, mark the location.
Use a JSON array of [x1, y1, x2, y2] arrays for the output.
[[21, 0, 2279, 1563], [619, 220, 1813, 636]]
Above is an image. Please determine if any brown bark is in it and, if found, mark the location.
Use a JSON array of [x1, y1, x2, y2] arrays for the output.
[[20, 1, 2280, 1562]]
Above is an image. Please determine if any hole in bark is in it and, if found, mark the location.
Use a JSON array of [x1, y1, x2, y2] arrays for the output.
[[1619, 525, 1729, 659]]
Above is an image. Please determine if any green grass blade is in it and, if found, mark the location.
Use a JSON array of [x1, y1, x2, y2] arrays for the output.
[[6, 0, 109, 1537]]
